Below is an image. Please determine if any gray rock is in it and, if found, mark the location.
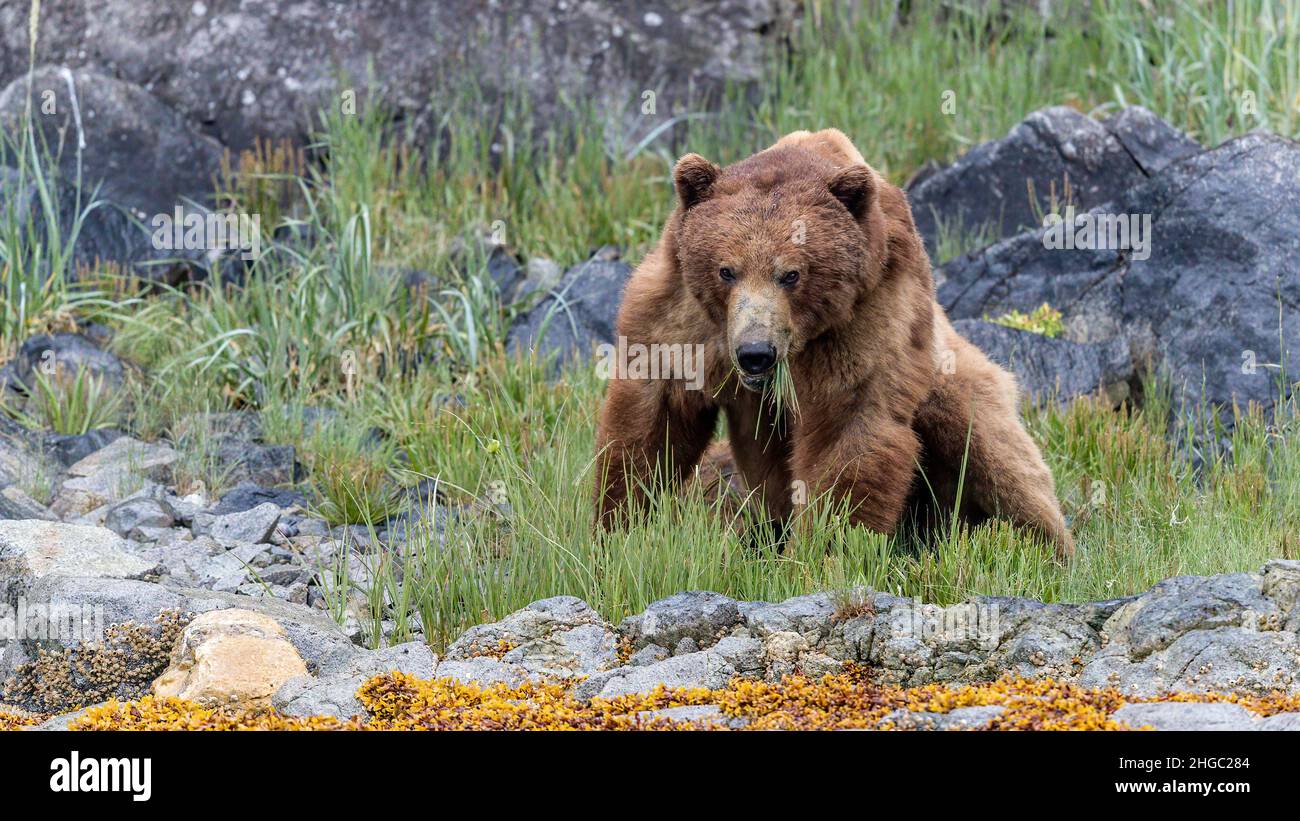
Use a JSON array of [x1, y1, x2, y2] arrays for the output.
[[950, 319, 1133, 404], [210, 482, 308, 516], [67, 436, 177, 480], [12, 576, 187, 652], [578, 636, 763, 699], [1261, 559, 1300, 613], [173, 411, 264, 443], [273, 641, 437, 719], [178, 587, 360, 675], [939, 132, 1300, 423], [1080, 626, 1300, 697], [0, 486, 57, 521], [627, 644, 670, 667], [1102, 573, 1276, 660], [980, 603, 1101, 680], [443, 596, 617, 679], [103, 496, 176, 539], [29, 706, 97, 731], [3, 333, 126, 393], [210, 439, 299, 488], [0, 66, 224, 219], [1, 1, 799, 152], [743, 592, 839, 639], [619, 590, 743, 652], [1100, 105, 1203, 176], [500, 622, 618, 679], [134, 534, 223, 586], [434, 657, 529, 689], [506, 258, 632, 366], [1111, 702, 1257, 731], [52, 468, 159, 519], [0, 162, 191, 285], [879, 705, 1006, 730], [42, 429, 124, 468], [513, 257, 564, 304], [257, 564, 308, 588], [1253, 712, 1300, 731], [208, 502, 281, 545], [909, 105, 1197, 256], [447, 227, 525, 302], [0, 521, 156, 604], [636, 704, 742, 727]]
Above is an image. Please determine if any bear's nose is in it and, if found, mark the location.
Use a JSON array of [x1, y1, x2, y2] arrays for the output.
[[735, 341, 777, 374]]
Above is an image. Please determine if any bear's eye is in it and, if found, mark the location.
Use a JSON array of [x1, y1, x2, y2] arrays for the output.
[[719, 267, 736, 282], [779, 270, 800, 286]]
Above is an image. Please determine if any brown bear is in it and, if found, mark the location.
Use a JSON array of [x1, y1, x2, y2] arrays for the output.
[[593, 129, 1074, 559]]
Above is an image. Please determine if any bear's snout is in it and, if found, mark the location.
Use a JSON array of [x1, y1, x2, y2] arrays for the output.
[[727, 284, 792, 390]]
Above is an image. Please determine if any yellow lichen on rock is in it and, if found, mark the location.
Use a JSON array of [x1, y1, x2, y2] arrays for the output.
[[151, 609, 308, 708], [38, 669, 1300, 731], [70, 696, 358, 731], [0, 709, 39, 730]]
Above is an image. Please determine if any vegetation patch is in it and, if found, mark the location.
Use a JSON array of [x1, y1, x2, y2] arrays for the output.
[[55, 670, 1300, 731]]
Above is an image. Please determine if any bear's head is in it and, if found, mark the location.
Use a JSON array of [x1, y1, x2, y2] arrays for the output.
[[671, 146, 887, 391]]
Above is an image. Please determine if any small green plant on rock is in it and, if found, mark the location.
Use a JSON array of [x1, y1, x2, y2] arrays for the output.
[[987, 303, 1065, 338], [0, 364, 123, 435]]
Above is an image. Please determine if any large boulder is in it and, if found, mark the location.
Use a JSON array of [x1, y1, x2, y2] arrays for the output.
[[1, 0, 801, 151], [1078, 564, 1300, 696], [0, 165, 189, 283], [0, 520, 156, 603], [0, 66, 225, 218], [908, 105, 1199, 257], [938, 132, 1300, 421]]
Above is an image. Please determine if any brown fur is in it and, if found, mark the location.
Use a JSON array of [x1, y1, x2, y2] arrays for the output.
[[593, 129, 1073, 559]]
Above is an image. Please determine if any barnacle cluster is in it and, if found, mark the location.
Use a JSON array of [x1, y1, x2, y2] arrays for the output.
[[1, 610, 190, 715], [52, 668, 1300, 731]]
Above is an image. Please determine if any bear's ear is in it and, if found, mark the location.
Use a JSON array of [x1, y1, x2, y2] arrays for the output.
[[674, 153, 721, 211], [828, 164, 876, 221]]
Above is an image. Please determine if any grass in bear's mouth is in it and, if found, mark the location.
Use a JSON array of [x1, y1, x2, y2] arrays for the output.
[[762, 360, 800, 423], [0, 0, 1296, 653]]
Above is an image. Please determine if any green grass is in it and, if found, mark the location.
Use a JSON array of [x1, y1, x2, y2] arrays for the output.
[[347, 359, 1297, 649], [1, 0, 1297, 650], [0, 364, 124, 435]]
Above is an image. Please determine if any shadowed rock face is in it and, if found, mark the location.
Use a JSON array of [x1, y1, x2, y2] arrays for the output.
[[950, 319, 1134, 405], [0, 66, 226, 217], [907, 105, 1200, 256], [938, 132, 1300, 421], [0, 0, 801, 151], [506, 256, 633, 365]]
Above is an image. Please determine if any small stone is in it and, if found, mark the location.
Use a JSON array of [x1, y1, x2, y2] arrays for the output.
[[67, 436, 177, 480], [209, 502, 281, 544]]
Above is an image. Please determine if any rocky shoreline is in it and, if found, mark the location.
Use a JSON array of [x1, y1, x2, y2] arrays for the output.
[[3, 489, 1298, 730]]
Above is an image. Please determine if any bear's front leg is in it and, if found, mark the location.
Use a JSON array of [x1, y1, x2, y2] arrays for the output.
[[594, 375, 718, 528], [791, 414, 921, 533]]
